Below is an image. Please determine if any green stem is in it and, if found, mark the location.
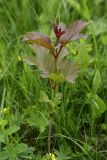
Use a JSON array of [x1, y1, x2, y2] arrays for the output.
[[48, 115, 53, 153], [48, 45, 60, 153], [48, 83, 57, 153]]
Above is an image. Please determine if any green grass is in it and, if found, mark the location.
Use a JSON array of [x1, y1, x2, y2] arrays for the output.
[[0, 0, 107, 159]]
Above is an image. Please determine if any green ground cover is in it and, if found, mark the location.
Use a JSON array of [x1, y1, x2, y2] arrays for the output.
[[0, 0, 107, 159]]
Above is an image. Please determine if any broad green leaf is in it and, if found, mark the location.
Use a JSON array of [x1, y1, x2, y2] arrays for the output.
[[23, 32, 54, 50], [14, 143, 28, 154], [0, 119, 7, 130], [0, 132, 5, 143], [100, 34, 107, 45], [76, 44, 90, 68], [49, 73, 65, 83], [6, 126, 20, 136], [54, 92, 62, 105], [0, 151, 9, 160], [49, 100, 56, 109], [35, 155, 42, 159], [48, 93, 62, 110], [55, 92, 62, 101], [101, 123, 107, 130], [42, 153, 51, 160], [39, 90, 49, 103], [92, 70, 101, 94], [91, 19, 107, 36], [91, 95, 107, 119], [26, 111, 48, 133], [55, 144, 71, 160]]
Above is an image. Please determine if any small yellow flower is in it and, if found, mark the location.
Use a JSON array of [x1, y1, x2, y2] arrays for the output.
[[49, 153, 56, 160], [0, 107, 9, 114]]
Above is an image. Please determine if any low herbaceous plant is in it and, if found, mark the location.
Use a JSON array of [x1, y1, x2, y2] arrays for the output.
[[23, 20, 88, 157]]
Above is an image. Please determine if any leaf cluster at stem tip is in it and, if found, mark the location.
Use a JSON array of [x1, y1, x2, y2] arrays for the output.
[[23, 20, 88, 83]]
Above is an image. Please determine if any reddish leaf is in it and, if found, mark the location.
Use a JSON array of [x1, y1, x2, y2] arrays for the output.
[[23, 20, 88, 83], [57, 59, 80, 83], [24, 56, 37, 66], [58, 20, 88, 45], [53, 22, 66, 39], [24, 45, 55, 78], [24, 44, 79, 83], [23, 32, 54, 50], [68, 20, 88, 38], [57, 47, 68, 66], [70, 33, 87, 41]]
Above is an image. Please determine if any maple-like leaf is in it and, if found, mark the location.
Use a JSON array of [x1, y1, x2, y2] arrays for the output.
[[23, 32, 54, 50], [24, 45, 79, 83], [23, 20, 88, 83], [57, 59, 80, 83], [58, 20, 88, 46], [24, 45, 55, 78]]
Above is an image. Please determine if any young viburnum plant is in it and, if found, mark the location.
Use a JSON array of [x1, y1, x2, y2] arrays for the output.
[[23, 20, 88, 155], [23, 20, 88, 84]]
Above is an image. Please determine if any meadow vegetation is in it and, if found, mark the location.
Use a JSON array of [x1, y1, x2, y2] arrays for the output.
[[0, 0, 107, 159]]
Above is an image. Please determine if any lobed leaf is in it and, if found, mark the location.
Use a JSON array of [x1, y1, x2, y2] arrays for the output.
[[14, 143, 28, 154], [24, 44, 79, 83], [6, 126, 20, 136], [39, 90, 49, 103], [23, 32, 54, 50], [58, 59, 80, 83], [68, 20, 88, 38], [71, 33, 87, 41], [24, 45, 56, 78], [57, 47, 68, 66], [58, 20, 88, 45], [24, 56, 37, 65]]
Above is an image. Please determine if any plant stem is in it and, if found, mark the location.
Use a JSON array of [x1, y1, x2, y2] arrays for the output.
[[48, 83, 57, 153], [48, 46, 59, 153], [48, 115, 52, 153]]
